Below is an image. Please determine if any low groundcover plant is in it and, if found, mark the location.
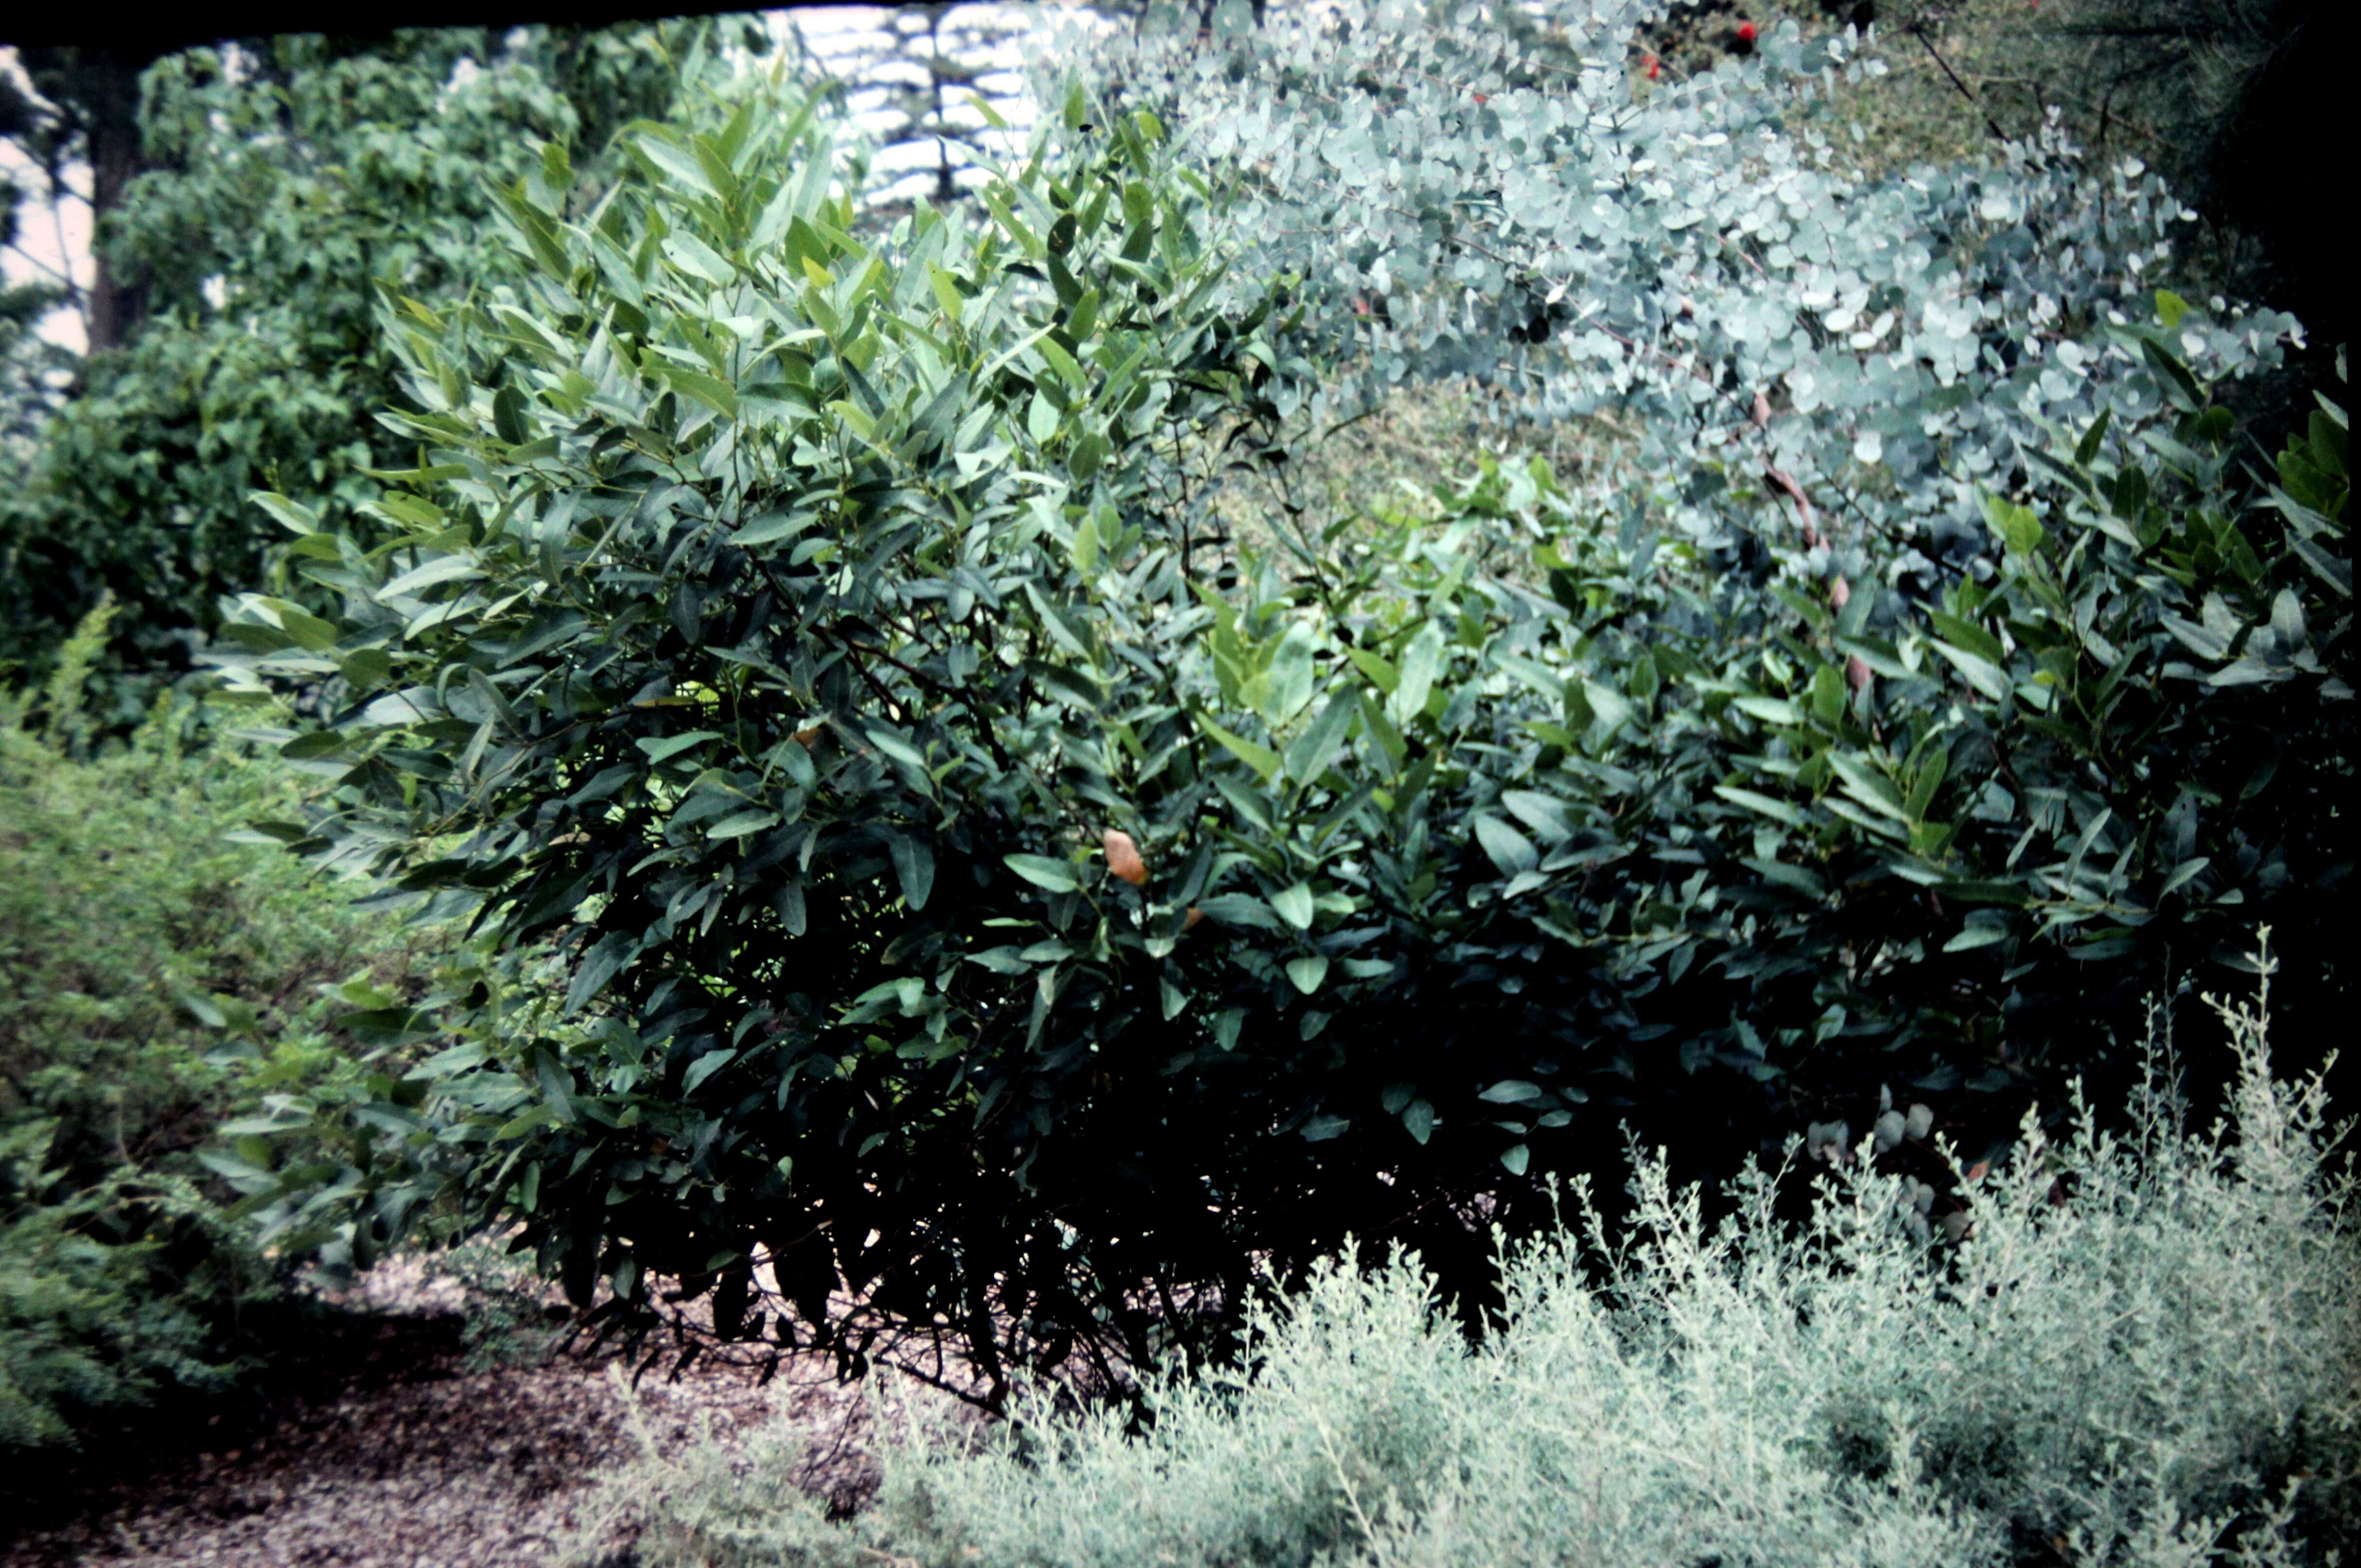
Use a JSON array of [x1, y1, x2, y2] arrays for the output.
[[577, 950, 2358, 1567]]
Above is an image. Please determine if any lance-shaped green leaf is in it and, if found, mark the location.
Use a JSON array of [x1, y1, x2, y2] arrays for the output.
[[1715, 786, 1806, 828], [1390, 622, 1445, 725], [1196, 711, 1282, 784], [1828, 754, 1910, 823], [637, 731, 719, 766], [1473, 815, 1538, 875], [1005, 854, 1082, 893], [1283, 692, 1356, 784]]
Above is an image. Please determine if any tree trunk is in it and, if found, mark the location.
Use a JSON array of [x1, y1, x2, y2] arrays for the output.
[[18, 47, 159, 356], [76, 50, 154, 355]]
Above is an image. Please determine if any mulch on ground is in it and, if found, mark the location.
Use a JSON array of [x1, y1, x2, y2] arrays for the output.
[[1, 1261, 905, 1568]]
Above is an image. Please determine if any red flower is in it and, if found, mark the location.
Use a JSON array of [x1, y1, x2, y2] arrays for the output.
[[1736, 21, 1758, 42], [1642, 52, 1660, 80]]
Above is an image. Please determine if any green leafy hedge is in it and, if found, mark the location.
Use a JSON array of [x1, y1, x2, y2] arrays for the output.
[[215, 32, 2349, 1405]]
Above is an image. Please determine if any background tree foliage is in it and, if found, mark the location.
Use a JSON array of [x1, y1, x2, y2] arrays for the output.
[[1794, 0, 2349, 349], [0, 22, 753, 714], [2, 46, 157, 358], [790, 2, 1035, 208]]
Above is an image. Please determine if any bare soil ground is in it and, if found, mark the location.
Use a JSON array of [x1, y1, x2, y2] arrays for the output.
[[0, 1261, 917, 1568]]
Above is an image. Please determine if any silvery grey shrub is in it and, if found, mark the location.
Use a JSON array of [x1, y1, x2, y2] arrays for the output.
[[572, 959, 2358, 1566], [1053, 0, 2304, 564]]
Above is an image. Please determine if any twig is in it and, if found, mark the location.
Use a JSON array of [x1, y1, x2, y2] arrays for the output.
[[2, 239, 76, 290], [1906, 21, 2011, 144]]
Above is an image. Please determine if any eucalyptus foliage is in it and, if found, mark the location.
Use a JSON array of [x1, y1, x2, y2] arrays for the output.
[[1070, 0, 2304, 554], [580, 969, 2360, 1566]]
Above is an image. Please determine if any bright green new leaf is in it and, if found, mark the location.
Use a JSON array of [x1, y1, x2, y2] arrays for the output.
[[1269, 883, 1316, 930]]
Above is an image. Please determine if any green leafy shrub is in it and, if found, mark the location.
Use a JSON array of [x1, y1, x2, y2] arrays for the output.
[[577, 960, 2360, 1567], [1076, 0, 2349, 1105], [1051, 0, 2354, 1206], [1679, 361, 2352, 1115], [216, 14, 2348, 1403], [0, 1144, 247, 1454], [217, 70, 1306, 1394], [0, 605, 449, 1458], [1179, 345, 2354, 1196]]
